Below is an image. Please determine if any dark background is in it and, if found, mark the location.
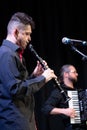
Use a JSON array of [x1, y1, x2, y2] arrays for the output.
[[0, 1, 87, 130]]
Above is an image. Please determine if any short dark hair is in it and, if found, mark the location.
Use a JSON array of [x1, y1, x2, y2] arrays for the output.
[[7, 12, 35, 34], [10, 12, 35, 29], [59, 64, 72, 82]]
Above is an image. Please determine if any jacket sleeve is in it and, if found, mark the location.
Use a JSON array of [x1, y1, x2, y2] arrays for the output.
[[41, 89, 63, 115]]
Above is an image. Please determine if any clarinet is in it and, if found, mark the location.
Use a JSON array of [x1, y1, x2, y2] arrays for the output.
[[29, 44, 70, 103]]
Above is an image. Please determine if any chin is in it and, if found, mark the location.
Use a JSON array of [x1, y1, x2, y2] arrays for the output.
[[22, 46, 26, 49]]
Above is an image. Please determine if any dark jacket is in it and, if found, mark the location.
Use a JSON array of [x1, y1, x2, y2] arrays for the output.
[[0, 40, 45, 130]]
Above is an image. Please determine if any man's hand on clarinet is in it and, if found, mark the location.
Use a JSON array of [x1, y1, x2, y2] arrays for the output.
[[42, 68, 57, 83], [32, 60, 48, 76]]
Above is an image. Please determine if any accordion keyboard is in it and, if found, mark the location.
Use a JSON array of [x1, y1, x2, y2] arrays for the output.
[[67, 90, 81, 124]]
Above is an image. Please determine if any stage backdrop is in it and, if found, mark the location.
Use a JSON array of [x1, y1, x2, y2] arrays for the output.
[[0, 0, 87, 130]]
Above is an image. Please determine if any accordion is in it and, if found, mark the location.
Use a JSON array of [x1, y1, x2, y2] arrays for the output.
[[67, 89, 87, 124]]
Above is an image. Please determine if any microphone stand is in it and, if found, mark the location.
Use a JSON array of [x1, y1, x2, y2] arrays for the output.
[[71, 45, 87, 61]]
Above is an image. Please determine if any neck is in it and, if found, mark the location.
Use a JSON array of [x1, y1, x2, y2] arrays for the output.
[[64, 79, 74, 89], [6, 34, 17, 44]]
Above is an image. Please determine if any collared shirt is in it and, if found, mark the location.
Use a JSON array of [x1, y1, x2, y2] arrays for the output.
[[0, 39, 45, 130]]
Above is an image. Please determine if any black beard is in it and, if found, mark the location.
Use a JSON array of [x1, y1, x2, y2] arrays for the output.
[[69, 78, 77, 84]]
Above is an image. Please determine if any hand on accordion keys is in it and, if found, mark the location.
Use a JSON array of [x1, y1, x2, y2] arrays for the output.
[[62, 108, 77, 118]]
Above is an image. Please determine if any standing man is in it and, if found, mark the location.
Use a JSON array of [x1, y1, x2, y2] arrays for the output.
[[0, 12, 56, 130], [42, 64, 86, 130]]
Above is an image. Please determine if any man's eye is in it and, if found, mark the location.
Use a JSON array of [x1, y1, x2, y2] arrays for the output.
[[25, 33, 30, 36]]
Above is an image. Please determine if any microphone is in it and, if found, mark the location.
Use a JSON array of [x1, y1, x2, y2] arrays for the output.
[[62, 37, 87, 46]]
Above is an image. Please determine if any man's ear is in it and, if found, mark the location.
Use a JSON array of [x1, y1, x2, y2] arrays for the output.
[[64, 72, 68, 78], [14, 29, 19, 38]]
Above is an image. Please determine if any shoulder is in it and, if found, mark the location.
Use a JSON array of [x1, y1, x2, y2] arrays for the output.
[[50, 88, 62, 97]]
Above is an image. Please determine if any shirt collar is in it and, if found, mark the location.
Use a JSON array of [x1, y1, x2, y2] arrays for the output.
[[2, 39, 20, 52]]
